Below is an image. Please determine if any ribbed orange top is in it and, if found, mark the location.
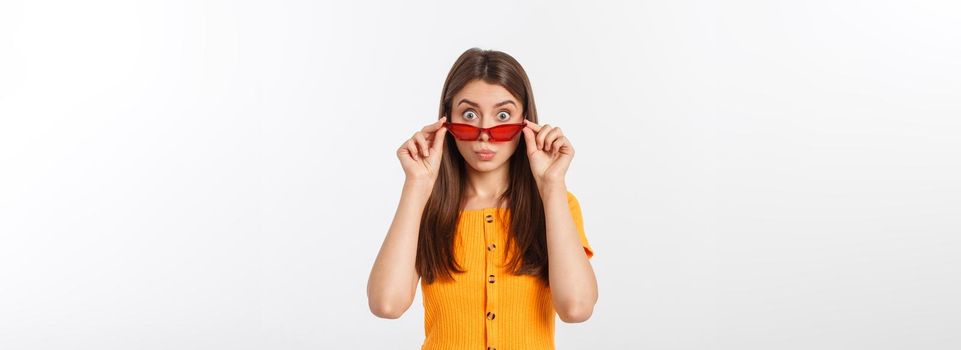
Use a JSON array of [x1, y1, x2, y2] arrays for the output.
[[420, 191, 594, 350]]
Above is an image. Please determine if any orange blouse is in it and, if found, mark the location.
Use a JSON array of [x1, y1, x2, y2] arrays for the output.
[[420, 191, 594, 350]]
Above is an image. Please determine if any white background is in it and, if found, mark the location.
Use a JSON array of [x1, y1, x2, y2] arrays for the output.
[[2, 0, 960, 349]]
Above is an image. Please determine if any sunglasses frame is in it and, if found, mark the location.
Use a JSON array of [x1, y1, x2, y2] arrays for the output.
[[443, 121, 527, 142]]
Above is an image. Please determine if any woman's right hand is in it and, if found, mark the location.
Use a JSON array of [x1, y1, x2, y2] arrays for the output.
[[397, 116, 448, 184]]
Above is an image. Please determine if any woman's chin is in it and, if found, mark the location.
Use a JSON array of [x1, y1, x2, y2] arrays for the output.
[[467, 158, 502, 172]]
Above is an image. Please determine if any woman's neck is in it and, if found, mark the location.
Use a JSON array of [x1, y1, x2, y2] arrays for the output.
[[464, 164, 509, 200]]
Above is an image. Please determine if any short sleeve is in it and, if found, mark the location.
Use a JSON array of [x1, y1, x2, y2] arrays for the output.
[[567, 191, 594, 259]]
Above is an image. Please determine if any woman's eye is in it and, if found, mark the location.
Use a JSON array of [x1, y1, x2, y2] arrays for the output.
[[463, 110, 477, 120], [497, 111, 510, 120]]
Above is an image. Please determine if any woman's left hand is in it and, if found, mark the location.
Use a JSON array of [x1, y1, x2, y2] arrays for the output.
[[522, 120, 574, 188]]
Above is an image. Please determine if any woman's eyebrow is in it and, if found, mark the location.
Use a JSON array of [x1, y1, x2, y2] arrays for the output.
[[457, 99, 480, 108], [456, 99, 517, 108]]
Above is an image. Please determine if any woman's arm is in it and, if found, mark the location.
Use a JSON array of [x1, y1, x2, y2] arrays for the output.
[[541, 182, 598, 323], [370, 118, 447, 319], [366, 179, 432, 319]]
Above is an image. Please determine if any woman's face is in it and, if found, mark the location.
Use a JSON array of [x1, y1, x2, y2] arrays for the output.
[[448, 79, 525, 173]]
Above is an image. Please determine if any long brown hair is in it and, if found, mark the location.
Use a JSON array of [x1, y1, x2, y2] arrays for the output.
[[416, 48, 550, 285]]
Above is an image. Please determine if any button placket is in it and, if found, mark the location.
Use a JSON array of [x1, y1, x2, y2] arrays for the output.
[[483, 208, 497, 349]]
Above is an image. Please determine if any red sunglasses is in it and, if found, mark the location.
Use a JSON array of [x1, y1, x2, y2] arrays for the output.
[[444, 122, 526, 142]]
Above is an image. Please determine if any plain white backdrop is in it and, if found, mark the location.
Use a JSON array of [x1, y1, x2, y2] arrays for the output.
[[2, 0, 960, 349]]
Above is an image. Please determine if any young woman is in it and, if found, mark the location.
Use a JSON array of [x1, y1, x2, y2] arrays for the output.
[[367, 48, 597, 350]]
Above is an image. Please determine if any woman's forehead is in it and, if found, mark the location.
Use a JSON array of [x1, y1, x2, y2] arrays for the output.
[[454, 80, 520, 107]]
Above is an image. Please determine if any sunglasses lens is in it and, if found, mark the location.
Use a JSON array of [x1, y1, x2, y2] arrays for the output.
[[446, 123, 479, 140], [445, 123, 523, 142], [488, 125, 524, 141]]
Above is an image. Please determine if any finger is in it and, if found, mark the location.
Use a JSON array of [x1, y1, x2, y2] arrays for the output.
[[406, 139, 420, 160], [422, 116, 447, 132], [524, 119, 542, 132], [522, 127, 538, 155], [431, 126, 447, 153], [549, 135, 567, 154], [423, 129, 436, 144], [408, 139, 420, 160], [536, 124, 552, 151], [541, 133, 555, 152], [542, 127, 562, 151], [414, 132, 430, 157], [544, 134, 559, 153]]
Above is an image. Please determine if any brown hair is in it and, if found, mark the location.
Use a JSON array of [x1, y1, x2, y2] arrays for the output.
[[415, 48, 550, 285]]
